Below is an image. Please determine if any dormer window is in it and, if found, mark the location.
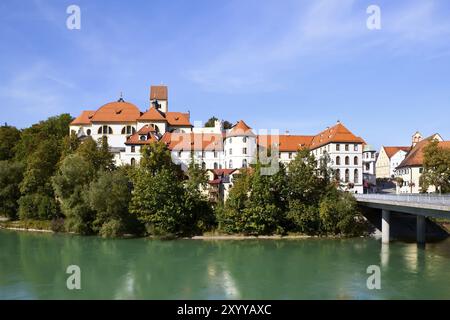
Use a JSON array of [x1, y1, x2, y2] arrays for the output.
[[140, 135, 147, 141]]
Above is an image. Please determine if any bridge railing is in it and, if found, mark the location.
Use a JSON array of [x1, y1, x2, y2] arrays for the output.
[[354, 194, 450, 206]]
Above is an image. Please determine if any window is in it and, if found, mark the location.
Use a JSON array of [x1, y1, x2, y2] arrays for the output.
[[345, 169, 350, 183], [98, 125, 113, 134], [336, 156, 341, 165], [345, 144, 349, 151], [202, 151, 206, 158], [365, 163, 370, 170], [229, 138, 232, 143], [354, 169, 359, 184], [289, 152, 292, 159], [229, 160, 233, 168], [242, 159, 247, 168], [121, 126, 136, 135], [345, 156, 350, 165], [130, 158, 136, 166], [354, 144, 358, 151], [214, 151, 218, 158], [354, 156, 358, 165], [86, 129, 91, 136], [140, 135, 147, 141], [243, 147, 247, 155], [229, 148, 232, 155], [336, 144, 340, 151], [131, 146, 135, 153], [372, 153, 375, 159], [336, 169, 341, 181], [214, 162, 218, 169], [202, 162, 206, 170], [419, 168, 424, 173], [178, 151, 182, 157], [243, 137, 247, 143]]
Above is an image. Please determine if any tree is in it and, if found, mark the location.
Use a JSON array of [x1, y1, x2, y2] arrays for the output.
[[130, 142, 185, 236], [0, 161, 24, 219], [204, 117, 232, 129], [52, 154, 95, 234], [60, 132, 80, 161], [0, 125, 21, 161], [420, 140, 450, 194], [88, 170, 136, 237], [183, 159, 215, 234], [76, 137, 115, 172]]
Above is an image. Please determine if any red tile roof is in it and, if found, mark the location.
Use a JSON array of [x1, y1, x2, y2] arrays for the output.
[[161, 132, 223, 151], [165, 112, 192, 127], [150, 85, 168, 100], [257, 135, 314, 152], [383, 146, 411, 159], [125, 131, 159, 145], [137, 125, 156, 134], [228, 120, 255, 137], [139, 107, 166, 121], [90, 101, 141, 123], [71, 110, 95, 125], [211, 169, 236, 176], [397, 134, 448, 168], [310, 122, 365, 149]]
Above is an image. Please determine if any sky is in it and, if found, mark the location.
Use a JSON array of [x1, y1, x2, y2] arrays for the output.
[[0, 0, 449, 150]]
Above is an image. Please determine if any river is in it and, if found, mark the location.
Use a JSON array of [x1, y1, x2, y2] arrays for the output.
[[0, 230, 449, 299]]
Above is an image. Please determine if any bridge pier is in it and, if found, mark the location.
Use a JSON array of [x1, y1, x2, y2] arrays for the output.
[[382, 209, 390, 244], [417, 215, 426, 245]]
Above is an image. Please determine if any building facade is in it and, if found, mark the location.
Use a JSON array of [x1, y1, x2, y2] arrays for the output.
[[71, 85, 367, 196], [362, 144, 377, 193], [375, 146, 410, 179]]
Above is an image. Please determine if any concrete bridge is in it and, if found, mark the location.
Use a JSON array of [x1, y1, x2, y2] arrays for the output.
[[355, 194, 450, 245]]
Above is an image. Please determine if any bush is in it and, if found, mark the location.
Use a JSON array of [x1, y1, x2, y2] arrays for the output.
[[99, 219, 123, 238], [18, 193, 58, 220]]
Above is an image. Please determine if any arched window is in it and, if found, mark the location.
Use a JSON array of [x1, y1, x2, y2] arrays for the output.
[[336, 156, 341, 165], [354, 156, 358, 165], [243, 136, 247, 143], [121, 126, 136, 135], [229, 160, 233, 168], [354, 169, 359, 183], [202, 162, 206, 170], [98, 125, 113, 135], [336, 169, 341, 181], [242, 159, 247, 168], [214, 162, 218, 169], [130, 158, 136, 166], [345, 169, 350, 183], [86, 129, 91, 136], [345, 156, 350, 165]]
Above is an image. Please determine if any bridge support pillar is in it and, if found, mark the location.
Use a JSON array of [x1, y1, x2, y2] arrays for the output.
[[381, 209, 390, 244], [417, 215, 426, 245]]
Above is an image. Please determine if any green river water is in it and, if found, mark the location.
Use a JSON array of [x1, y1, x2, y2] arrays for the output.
[[1, 229, 449, 299]]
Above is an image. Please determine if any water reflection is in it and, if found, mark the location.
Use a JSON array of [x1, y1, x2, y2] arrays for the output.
[[1, 230, 450, 299]]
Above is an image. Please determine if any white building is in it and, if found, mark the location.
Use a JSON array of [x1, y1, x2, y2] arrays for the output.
[[362, 144, 377, 193], [395, 133, 450, 194], [376, 146, 410, 179], [70, 85, 368, 196]]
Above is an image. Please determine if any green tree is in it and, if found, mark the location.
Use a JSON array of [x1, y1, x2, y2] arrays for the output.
[[88, 170, 136, 237], [76, 137, 115, 172], [0, 161, 24, 219], [204, 117, 232, 129], [52, 154, 95, 234], [420, 140, 450, 194], [130, 142, 185, 236], [183, 159, 215, 234], [0, 125, 21, 161]]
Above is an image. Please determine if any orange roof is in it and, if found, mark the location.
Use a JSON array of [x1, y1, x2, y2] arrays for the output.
[[397, 135, 448, 168], [211, 169, 236, 176], [139, 107, 166, 121], [137, 124, 156, 134], [228, 120, 255, 137], [383, 146, 410, 159], [257, 135, 314, 152], [90, 100, 141, 123], [161, 132, 223, 151], [125, 131, 159, 145], [150, 85, 168, 100], [165, 112, 192, 126], [71, 110, 95, 125], [310, 122, 364, 149]]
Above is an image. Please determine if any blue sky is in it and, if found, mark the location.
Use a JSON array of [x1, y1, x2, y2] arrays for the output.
[[1, 0, 449, 149]]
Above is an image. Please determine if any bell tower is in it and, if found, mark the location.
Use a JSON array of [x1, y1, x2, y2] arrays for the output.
[[150, 85, 168, 113]]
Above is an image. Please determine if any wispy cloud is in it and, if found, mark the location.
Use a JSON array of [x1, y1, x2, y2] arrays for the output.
[[185, 0, 450, 93]]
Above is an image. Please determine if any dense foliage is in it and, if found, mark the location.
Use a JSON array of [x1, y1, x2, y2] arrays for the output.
[[0, 114, 365, 238], [420, 140, 450, 194]]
